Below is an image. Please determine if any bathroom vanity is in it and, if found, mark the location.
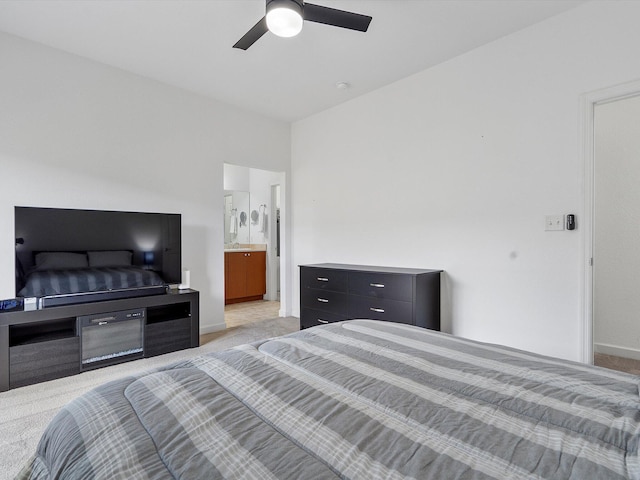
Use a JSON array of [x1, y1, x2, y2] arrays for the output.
[[224, 249, 266, 304]]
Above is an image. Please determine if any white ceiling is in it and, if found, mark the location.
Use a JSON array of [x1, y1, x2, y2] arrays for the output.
[[0, 0, 586, 122]]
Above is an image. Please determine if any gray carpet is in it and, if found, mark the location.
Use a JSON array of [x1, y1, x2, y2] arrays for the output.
[[0, 316, 299, 480]]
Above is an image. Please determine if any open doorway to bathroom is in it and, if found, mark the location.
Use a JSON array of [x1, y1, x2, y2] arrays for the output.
[[223, 163, 284, 328]]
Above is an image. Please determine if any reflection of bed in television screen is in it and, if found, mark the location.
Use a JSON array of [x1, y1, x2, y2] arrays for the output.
[[15, 207, 181, 305]]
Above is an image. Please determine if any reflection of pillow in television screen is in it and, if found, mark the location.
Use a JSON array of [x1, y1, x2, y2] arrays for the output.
[[35, 252, 88, 270], [88, 250, 132, 267]]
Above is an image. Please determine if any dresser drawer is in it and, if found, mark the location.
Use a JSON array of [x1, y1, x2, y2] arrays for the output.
[[348, 296, 413, 324], [301, 267, 348, 293], [348, 272, 413, 302], [300, 308, 349, 329], [301, 288, 348, 314]]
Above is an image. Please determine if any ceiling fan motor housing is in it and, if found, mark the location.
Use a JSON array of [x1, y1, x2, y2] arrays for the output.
[[266, 0, 304, 37], [266, 0, 304, 16]]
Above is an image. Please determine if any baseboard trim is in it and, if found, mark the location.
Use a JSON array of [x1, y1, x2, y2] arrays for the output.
[[594, 342, 640, 361], [199, 323, 227, 335]]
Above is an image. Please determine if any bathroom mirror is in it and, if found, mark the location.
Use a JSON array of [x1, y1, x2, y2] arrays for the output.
[[224, 190, 250, 245]]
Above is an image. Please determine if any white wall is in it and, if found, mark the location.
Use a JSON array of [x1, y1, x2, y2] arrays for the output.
[[249, 167, 285, 304], [594, 94, 640, 359], [248, 167, 283, 245], [291, 1, 640, 361], [223, 163, 251, 192], [0, 32, 290, 333]]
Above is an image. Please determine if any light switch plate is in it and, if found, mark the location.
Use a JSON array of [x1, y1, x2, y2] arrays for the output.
[[545, 215, 565, 231]]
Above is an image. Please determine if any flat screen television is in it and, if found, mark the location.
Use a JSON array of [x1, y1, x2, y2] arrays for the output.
[[15, 207, 181, 302]]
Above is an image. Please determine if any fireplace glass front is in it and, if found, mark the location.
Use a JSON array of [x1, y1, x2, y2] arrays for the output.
[[78, 308, 145, 370]]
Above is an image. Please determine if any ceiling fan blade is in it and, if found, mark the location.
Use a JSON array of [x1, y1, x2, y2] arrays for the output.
[[233, 17, 268, 50], [304, 3, 372, 32]]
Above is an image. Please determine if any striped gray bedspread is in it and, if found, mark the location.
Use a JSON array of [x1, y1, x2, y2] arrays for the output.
[[18, 267, 165, 297], [18, 320, 640, 479]]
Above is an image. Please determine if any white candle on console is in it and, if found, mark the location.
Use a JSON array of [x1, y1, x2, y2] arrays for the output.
[[179, 270, 190, 290]]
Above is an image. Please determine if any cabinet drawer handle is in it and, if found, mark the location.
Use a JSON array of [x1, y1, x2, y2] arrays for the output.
[[370, 307, 385, 313], [370, 283, 385, 288], [317, 277, 329, 282], [317, 298, 329, 303], [317, 319, 329, 324]]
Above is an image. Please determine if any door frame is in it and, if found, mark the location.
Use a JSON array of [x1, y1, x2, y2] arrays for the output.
[[581, 78, 640, 363], [265, 183, 280, 302]]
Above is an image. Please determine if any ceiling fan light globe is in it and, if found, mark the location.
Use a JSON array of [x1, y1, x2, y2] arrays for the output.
[[266, 7, 303, 38]]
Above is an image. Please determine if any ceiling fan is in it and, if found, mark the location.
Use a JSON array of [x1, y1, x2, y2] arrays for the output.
[[233, 0, 372, 50]]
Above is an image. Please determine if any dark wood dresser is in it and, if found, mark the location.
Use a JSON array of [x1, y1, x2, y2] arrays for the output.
[[299, 263, 441, 331]]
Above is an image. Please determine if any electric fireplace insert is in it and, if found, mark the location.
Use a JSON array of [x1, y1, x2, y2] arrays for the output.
[[78, 308, 145, 370]]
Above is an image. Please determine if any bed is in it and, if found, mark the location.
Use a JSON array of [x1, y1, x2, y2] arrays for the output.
[[17, 320, 640, 479], [18, 266, 165, 297], [18, 251, 165, 297]]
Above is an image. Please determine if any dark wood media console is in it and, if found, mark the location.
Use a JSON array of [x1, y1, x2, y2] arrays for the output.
[[0, 289, 199, 391]]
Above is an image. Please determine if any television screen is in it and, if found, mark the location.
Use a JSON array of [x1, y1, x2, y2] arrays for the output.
[[15, 207, 181, 298]]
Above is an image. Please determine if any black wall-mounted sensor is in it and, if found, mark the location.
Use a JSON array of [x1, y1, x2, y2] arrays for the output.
[[566, 214, 576, 230]]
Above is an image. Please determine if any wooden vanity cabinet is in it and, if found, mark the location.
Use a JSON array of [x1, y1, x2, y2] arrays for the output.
[[225, 251, 266, 304]]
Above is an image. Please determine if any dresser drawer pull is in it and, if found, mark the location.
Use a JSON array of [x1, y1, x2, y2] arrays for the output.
[[370, 307, 385, 313], [317, 277, 329, 282], [317, 319, 329, 324], [317, 298, 329, 303], [370, 283, 385, 288]]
